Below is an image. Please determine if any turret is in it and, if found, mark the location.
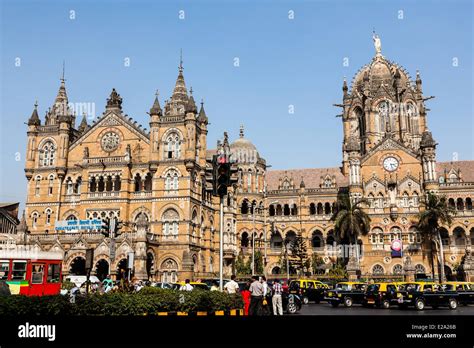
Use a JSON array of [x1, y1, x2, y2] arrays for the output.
[[25, 102, 40, 179], [420, 130, 438, 190], [149, 91, 162, 169]]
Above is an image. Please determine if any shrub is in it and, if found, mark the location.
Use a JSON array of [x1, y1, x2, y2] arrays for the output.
[[0, 288, 243, 316]]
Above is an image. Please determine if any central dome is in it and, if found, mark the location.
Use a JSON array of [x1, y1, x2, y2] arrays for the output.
[[230, 125, 260, 163]]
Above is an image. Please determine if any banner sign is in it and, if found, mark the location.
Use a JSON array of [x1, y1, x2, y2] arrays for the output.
[[391, 239, 402, 258], [55, 219, 102, 232]]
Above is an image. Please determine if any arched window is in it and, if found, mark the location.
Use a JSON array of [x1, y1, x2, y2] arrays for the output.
[[134, 174, 142, 192], [270, 232, 283, 250], [114, 175, 121, 191], [39, 141, 56, 167], [406, 102, 419, 134], [440, 228, 449, 246], [105, 176, 113, 192], [162, 208, 179, 239], [466, 198, 473, 211], [326, 231, 336, 246], [448, 198, 455, 209], [247, 170, 252, 190], [456, 198, 464, 211], [241, 232, 249, 247], [241, 200, 249, 215], [324, 202, 331, 215], [160, 258, 178, 283], [377, 193, 384, 208], [291, 204, 298, 216], [453, 227, 466, 246], [392, 264, 403, 275], [415, 264, 426, 274], [269, 205, 275, 216], [283, 204, 290, 216], [32, 212, 39, 228], [89, 177, 97, 192], [276, 204, 282, 216], [47, 175, 54, 196], [74, 177, 82, 194], [98, 176, 105, 192], [66, 214, 77, 221], [144, 173, 153, 191], [164, 133, 181, 159], [45, 208, 52, 225], [376, 101, 390, 133], [372, 264, 385, 275], [317, 203, 323, 215], [309, 203, 316, 215], [35, 176, 41, 196], [285, 231, 296, 248], [402, 192, 409, 207], [413, 192, 419, 206], [66, 177, 74, 195], [165, 170, 178, 191], [311, 231, 323, 249], [370, 227, 384, 244]]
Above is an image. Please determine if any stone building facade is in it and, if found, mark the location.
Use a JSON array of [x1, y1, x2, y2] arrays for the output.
[[18, 39, 474, 282]]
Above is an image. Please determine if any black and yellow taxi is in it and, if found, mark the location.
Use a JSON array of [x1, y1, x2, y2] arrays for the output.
[[397, 282, 458, 310], [442, 282, 474, 306], [288, 279, 329, 304], [324, 282, 367, 307], [363, 282, 402, 309]]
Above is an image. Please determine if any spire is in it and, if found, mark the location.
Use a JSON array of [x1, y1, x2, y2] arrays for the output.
[[186, 87, 197, 113], [239, 124, 244, 138], [149, 90, 162, 116], [106, 88, 123, 110], [342, 76, 348, 96], [197, 99, 208, 124], [416, 70, 423, 93], [300, 176, 306, 189], [17, 210, 28, 234], [78, 112, 88, 132], [28, 101, 41, 126], [171, 51, 188, 104]]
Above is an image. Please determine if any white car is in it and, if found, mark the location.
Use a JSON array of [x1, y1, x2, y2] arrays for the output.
[[65, 275, 100, 287]]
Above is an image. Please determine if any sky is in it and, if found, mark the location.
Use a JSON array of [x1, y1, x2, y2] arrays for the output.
[[0, 0, 472, 208]]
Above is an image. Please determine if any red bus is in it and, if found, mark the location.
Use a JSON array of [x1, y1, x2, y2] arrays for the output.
[[0, 249, 63, 296]]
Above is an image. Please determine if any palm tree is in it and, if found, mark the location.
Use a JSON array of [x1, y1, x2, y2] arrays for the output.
[[417, 192, 456, 282], [330, 193, 371, 264]]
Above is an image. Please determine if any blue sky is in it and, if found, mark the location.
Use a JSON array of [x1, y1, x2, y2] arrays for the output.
[[0, 0, 472, 207]]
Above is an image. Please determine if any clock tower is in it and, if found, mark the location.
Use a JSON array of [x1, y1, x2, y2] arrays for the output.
[[341, 35, 435, 222]]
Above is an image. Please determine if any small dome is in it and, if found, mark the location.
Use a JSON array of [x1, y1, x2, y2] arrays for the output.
[[230, 125, 260, 163]]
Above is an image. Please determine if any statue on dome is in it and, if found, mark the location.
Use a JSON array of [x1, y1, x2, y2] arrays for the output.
[[372, 31, 382, 56]]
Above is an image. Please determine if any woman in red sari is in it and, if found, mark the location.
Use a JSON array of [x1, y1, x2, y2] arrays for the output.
[[241, 280, 251, 316]]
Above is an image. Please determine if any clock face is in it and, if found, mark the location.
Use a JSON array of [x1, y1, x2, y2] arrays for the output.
[[383, 157, 399, 171], [101, 132, 120, 152]]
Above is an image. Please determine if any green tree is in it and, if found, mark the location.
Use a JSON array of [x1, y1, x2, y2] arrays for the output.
[[311, 255, 325, 275], [288, 231, 309, 275], [417, 192, 455, 282], [235, 253, 251, 276], [330, 193, 371, 264], [254, 250, 264, 274]]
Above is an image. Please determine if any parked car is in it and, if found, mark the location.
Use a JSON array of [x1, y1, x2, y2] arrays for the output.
[[65, 275, 100, 287], [152, 282, 175, 289], [363, 282, 401, 309], [174, 282, 210, 290], [289, 279, 329, 304], [398, 282, 458, 310], [442, 282, 474, 306], [325, 282, 367, 307]]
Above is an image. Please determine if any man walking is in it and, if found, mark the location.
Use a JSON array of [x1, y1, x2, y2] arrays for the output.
[[272, 279, 283, 315], [249, 276, 263, 316], [224, 275, 240, 294]]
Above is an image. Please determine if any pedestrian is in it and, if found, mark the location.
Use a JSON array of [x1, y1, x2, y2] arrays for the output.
[[0, 280, 11, 296], [210, 281, 219, 291], [272, 279, 283, 315], [249, 276, 263, 316], [180, 279, 194, 291], [224, 275, 240, 294], [260, 276, 271, 315], [241, 280, 251, 316]]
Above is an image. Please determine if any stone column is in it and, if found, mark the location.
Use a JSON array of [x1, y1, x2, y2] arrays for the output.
[[133, 214, 149, 280], [403, 257, 415, 282], [346, 256, 360, 281]]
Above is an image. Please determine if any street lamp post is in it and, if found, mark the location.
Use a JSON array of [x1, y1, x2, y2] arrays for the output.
[[285, 242, 290, 282], [251, 202, 256, 276], [219, 196, 224, 291]]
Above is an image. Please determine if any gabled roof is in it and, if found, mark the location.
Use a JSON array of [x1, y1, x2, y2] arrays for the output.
[[361, 136, 418, 164], [437, 160, 474, 183], [70, 110, 150, 150]]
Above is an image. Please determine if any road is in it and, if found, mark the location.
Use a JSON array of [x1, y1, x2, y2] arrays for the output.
[[296, 302, 474, 315]]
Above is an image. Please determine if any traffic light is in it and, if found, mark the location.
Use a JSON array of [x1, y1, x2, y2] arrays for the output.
[[205, 155, 218, 196], [101, 217, 110, 237], [228, 163, 239, 187], [216, 162, 229, 197], [114, 219, 123, 236]]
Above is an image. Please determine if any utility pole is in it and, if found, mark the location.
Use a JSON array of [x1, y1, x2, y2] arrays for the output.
[[252, 203, 256, 275], [219, 196, 224, 291]]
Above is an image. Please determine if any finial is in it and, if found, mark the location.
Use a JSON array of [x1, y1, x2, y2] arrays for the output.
[[61, 60, 66, 82], [179, 49, 183, 72], [155, 89, 159, 97], [34, 100, 38, 109], [201, 98, 204, 106], [239, 124, 244, 138], [372, 30, 382, 56], [190, 86, 193, 95]]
